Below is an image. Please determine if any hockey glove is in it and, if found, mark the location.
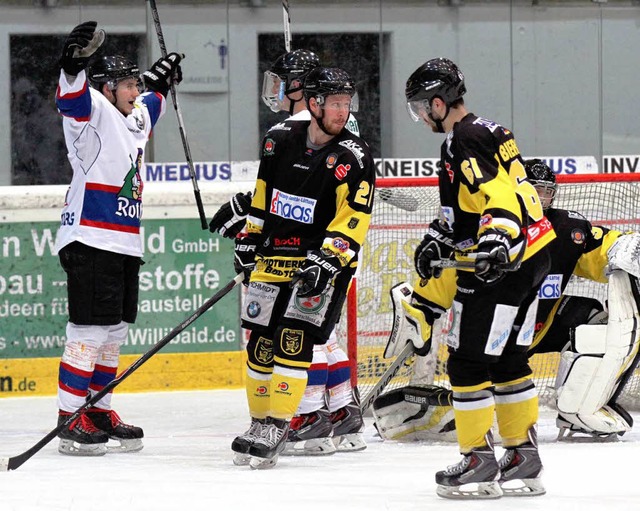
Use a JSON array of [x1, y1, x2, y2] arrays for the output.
[[142, 53, 184, 97], [234, 234, 260, 285], [475, 228, 512, 285], [401, 295, 437, 356], [209, 191, 252, 239], [290, 250, 342, 298], [414, 219, 455, 280], [60, 21, 105, 76]]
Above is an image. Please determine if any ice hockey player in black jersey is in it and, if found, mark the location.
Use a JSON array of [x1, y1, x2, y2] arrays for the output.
[[230, 67, 375, 469], [403, 58, 556, 499]]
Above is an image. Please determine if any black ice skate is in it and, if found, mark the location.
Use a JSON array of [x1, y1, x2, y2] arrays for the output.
[[57, 411, 108, 457], [248, 417, 290, 470], [330, 402, 367, 452], [435, 432, 502, 500], [86, 408, 144, 453], [283, 408, 336, 456], [231, 417, 266, 466], [498, 427, 545, 496]]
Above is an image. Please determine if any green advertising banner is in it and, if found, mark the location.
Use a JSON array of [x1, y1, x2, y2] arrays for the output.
[[0, 219, 239, 359]]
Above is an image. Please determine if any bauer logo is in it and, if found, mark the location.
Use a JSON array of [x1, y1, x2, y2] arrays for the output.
[[538, 274, 562, 300], [270, 189, 316, 224]]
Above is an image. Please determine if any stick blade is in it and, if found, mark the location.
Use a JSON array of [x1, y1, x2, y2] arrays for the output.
[[0, 457, 10, 472]]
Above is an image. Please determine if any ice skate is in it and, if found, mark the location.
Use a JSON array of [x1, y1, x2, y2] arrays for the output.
[[435, 432, 502, 500], [330, 402, 367, 452], [249, 418, 290, 470], [283, 409, 336, 456], [57, 411, 108, 457], [231, 418, 266, 466], [556, 408, 629, 442], [499, 427, 545, 496], [86, 408, 144, 453]]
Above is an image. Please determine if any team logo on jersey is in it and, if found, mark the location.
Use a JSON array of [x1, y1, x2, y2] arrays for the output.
[[348, 218, 359, 229], [326, 153, 338, 169], [119, 150, 144, 201], [254, 336, 273, 364], [270, 188, 316, 224], [295, 294, 326, 314], [332, 237, 350, 253], [264, 138, 275, 155], [335, 163, 351, 181], [445, 162, 454, 183], [280, 328, 303, 356], [338, 140, 365, 169], [571, 228, 586, 244], [247, 301, 261, 318]]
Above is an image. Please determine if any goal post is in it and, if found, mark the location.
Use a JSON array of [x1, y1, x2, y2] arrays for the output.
[[345, 173, 640, 409]]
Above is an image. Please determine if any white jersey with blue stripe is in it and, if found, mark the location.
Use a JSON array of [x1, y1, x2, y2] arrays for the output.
[[54, 69, 166, 257]]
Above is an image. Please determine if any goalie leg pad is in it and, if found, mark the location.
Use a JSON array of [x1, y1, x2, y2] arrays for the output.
[[372, 385, 457, 442], [556, 270, 640, 438], [385, 282, 415, 358]]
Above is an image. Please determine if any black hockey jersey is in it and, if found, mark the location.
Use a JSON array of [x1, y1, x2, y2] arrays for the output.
[[533, 208, 621, 347], [246, 120, 375, 283], [438, 113, 556, 266]]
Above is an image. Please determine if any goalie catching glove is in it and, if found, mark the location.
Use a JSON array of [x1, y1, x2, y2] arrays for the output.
[[60, 21, 105, 76], [209, 191, 252, 238], [290, 249, 342, 298], [414, 219, 455, 280], [385, 282, 440, 358], [474, 228, 512, 284], [142, 53, 184, 96]]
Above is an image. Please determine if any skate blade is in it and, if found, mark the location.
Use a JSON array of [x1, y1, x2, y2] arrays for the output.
[[557, 428, 620, 443], [282, 437, 337, 456], [500, 477, 546, 497], [249, 454, 279, 470], [436, 481, 503, 500], [233, 453, 251, 466], [333, 433, 367, 452], [106, 438, 144, 453], [58, 439, 107, 457]]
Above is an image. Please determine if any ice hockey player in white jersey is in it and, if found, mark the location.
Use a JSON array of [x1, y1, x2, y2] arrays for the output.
[[54, 21, 183, 456], [211, 49, 366, 457]]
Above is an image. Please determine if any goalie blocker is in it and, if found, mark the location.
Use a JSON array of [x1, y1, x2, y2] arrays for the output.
[[555, 269, 640, 439]]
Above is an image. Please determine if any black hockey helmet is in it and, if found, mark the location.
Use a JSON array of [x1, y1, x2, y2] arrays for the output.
[[525, 158, 557, 210], [303, 67, 358, 111], [262, 49, 320, 113], [405, 58, 466, 127], [88, 55, 140, 91], [271, 49, 320, 83]]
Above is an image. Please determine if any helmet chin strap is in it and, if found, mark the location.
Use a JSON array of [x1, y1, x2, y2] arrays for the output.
[[429, 103, 451, 133], [310, 108, 333, 136]]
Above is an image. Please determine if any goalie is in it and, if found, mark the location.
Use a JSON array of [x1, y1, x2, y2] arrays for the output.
[[374, 159, 640, 444]]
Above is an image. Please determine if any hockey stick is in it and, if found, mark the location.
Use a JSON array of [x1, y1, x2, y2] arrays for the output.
[[147, 0, 208, 230], [359, 342, 414, 415], [0, 273, 244, 472], [282, 0, 292, 52]]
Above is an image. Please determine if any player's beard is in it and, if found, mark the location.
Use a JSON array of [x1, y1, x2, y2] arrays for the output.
[[324, 116, 346, 136]]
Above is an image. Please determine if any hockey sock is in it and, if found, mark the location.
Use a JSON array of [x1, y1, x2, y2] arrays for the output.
[[494, 378, 538, 447]]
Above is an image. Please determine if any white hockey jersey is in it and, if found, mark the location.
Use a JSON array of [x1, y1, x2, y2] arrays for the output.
[[54, 70, 166, 257]]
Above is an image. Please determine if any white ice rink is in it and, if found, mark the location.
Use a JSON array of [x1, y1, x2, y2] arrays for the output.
[[1, 389, 640, 511]]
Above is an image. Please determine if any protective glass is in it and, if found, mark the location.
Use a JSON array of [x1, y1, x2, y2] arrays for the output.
[[406, 99, 431, 123], [261, 71, 287, 113]]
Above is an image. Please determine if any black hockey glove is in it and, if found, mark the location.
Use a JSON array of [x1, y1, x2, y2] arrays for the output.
[[475, 228, 512, 285], [290, 250, 342, 298], [60, 21, 105, 76], [234, 234, 260, 285], [209, 191, 252, 239], [414, 219, 455, 280], [142, 53, 184, 97]]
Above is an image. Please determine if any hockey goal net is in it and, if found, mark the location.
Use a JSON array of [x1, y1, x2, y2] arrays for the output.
[[344, 173, 640, 410]]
